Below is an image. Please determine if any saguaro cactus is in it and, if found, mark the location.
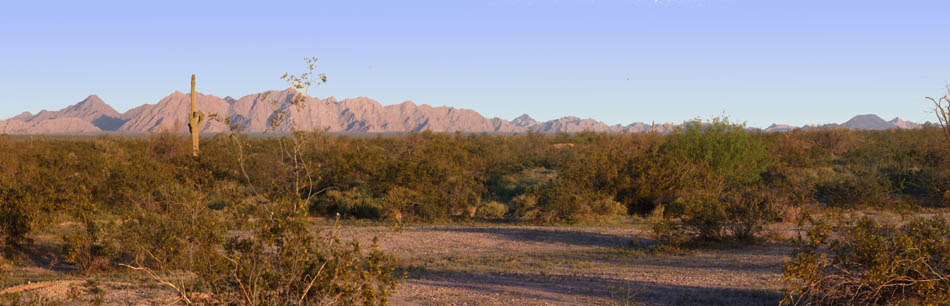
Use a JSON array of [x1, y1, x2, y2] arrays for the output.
[[187, 74, 205, 157]]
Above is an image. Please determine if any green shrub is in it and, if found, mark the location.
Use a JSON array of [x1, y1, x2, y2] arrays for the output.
[[491, 167, 557, 201], [762, 166, 828, 206], [62, 219, 114, 273], [529, 180, 627, 223], [509, 194, 540, 220], [664, 193, 730, 241], [476, 201, 508, 219], [815, 169, 894, 207], [381, 186, 424, 221], [115, 183, 226, 284], [115, 183, 398, 305], [783, 215, 950, 305], [662, 117, 773, 187], [216, 205, 398, 305], [660, 190, 779, 243], [310, 188, 383, 220], [626, 117, 773, 215], [589, 197, 627, 219], [884, 166, 949, 207], [207, 199, 231, 210], [722, 191, 780, 240], [0, 199, 34, 250]]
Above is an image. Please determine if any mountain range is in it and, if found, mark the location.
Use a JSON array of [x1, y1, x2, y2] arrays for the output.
[[0, 89, 924, 135], [760, 114, 922, 133]]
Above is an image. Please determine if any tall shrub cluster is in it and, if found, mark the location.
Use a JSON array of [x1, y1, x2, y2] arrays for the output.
[[645, 118, 778, 244]]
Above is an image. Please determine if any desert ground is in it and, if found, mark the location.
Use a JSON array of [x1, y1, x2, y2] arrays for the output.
[[2, 220, 797, 306]]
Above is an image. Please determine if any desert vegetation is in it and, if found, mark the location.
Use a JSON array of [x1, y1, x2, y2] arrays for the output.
[[1, 115, 949, 303]]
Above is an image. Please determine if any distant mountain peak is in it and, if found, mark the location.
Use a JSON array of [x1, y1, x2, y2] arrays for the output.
[[70, 95, 119, 115], [842, 114, 893, 130], [852, 114, 884, 120], [511, 114, 537, 127], [889, 117, 921, 129], [80, 94, 103, 103], [764, 123, 796, 133], [10, 111, 33, 121]]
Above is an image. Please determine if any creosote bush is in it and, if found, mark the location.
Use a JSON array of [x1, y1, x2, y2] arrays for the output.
[[650, 118, 779, 245], [214, 203, 398, 305], [476, 201, 508, 219], [658, 190, 779, 243], [311, 188, 383, 220], [783, 215, 950, 305]]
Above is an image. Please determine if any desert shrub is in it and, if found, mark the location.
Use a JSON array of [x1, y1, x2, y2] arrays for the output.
[[768, 131, 828, 168], [439, 175, 483, 219], [815, 169, 895, 208], [626, 144, 684, 214], [529, 180, 627, 223], [380, 186, 425, 221], [0, 199, 35, 250], [722, 191, 781, 240], [490, 167, 557, 201], [146, 131, 188, 160], [804, 128, 863, 157], [662, 117, 773, 187], [783, 215, 950, 305], [664, 193, 730, 241], [626, 117, 772, 215], [882, 164, 950, 207], [215, 204, 398, 305], [660, 190, 779, 243], [589, 197, 628, 218], [114, 183, 398, 305], [310, 188, 383, 220], [650, 218, 689, 247], [509, 194, 540, 220], [476, 201, 508, 219], [62, 219, 115, 273], [110, 182, 228, 303]]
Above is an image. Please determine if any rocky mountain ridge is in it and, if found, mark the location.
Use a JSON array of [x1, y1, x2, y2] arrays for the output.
[[0, 90, 925, 134]]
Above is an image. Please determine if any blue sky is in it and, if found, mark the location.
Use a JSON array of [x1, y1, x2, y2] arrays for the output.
[[2, 0, 949, 127]]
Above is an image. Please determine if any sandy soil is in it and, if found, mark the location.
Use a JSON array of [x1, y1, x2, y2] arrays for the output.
[[343, 225, 789, 305], [1, 224, 790, 305]]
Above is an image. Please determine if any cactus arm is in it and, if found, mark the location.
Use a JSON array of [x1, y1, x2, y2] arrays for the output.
[[187, 111, 205, 133], [197, 111, 206, 128]]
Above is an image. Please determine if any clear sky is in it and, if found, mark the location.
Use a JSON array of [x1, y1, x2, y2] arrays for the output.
[[2, 0, 950, 128]]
